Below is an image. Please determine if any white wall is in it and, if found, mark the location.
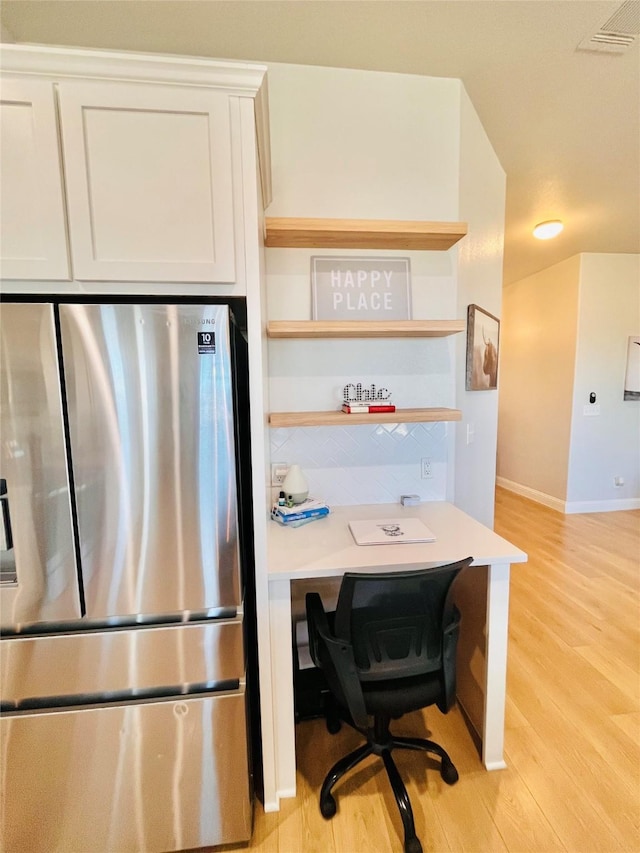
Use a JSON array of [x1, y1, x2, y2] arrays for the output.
[[455, 88, 506, 527], [497, 252, 640, 512], [497, 256, 580, 507], [567, 253, 640, 510], [265, 63, 505, 519], [266, 64, 460, 221]]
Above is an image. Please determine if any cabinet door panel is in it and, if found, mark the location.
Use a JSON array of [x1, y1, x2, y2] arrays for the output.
[[0, 79, 70, 280], [58, 82, 235, 282]]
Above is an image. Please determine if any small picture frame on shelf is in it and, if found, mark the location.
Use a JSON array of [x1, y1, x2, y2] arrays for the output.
[[466, 304, 500, 391], [311, 257, 411, 320]]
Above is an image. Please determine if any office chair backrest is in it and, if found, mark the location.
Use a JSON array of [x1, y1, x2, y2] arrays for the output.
[[333, 558, 473, 682]]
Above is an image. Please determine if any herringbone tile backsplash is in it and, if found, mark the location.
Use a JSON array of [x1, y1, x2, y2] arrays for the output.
[[270, 421, 449, 506]]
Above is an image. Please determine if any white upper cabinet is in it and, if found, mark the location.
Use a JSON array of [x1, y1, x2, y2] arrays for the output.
[[58, 82, 236, 282], [0, 45, 271, 285], [0, 79, 70, 280]]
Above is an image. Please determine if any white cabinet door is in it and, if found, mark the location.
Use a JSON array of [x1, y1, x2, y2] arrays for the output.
[[58, 82, 236, 282], [0, 79, 70, 280]]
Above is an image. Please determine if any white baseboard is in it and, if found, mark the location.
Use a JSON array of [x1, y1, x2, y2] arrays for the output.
[[564, 498, 640, 513], [496, 478, 565, 512], [495, 477, 640, 514]]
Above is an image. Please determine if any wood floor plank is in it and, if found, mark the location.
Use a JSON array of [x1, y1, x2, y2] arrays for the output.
[[508, 652, 640, 810], [509, 609, 635, 718], [504, 692, 530, 730], [505, 726, 636, 852], [574, 642, 640, 704], [611, 711, 640, 743], [469, 768, 564, 852]]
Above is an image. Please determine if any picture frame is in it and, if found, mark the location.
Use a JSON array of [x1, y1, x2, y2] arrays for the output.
[[623, 336, 640, 400], [311, 256, 411, 320], [466, 304, 500, 391]]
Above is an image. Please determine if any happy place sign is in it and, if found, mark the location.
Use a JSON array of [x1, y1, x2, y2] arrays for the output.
[[311, 257, 411, 320]]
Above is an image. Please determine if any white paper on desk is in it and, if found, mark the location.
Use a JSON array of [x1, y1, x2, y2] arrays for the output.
[[348, 518, 436, 546]]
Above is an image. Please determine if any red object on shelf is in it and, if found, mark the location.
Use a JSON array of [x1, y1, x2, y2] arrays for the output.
[[341, 404, 396, 414]]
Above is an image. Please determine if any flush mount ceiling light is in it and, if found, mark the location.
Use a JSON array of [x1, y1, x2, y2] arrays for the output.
[[533, 220, 564, 240]]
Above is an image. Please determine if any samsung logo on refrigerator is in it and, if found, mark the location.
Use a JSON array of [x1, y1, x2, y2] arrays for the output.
[[182, 318, 216, 325]]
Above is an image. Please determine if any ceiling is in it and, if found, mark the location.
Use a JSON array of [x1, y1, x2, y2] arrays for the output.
[[1, 0, 638, 284]]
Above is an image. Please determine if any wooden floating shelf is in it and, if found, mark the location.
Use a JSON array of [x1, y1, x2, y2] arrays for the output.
[[268, 320, 465, 338], [264, 218, 467, 251], [269, 408, 463, 428]]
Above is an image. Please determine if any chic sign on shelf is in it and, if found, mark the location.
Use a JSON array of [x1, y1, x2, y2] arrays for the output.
[[311, 256, 411, 320]]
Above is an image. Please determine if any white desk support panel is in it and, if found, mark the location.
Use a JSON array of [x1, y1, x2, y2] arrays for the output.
[[264, 502, 527, 811]]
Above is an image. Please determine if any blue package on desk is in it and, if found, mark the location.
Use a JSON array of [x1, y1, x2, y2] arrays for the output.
[[271, 498, 330, 526], [271, 512, 328, 528]]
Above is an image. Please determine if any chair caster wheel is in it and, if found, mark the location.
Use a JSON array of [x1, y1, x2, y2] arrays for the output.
[[320, 793, 337, 819], [441, 761, 459, 785], [405, 836, 423, 853], [326, 717, 342, 735]]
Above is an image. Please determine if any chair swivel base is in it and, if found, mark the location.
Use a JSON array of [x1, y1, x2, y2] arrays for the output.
[[319, 714, 458, 853]]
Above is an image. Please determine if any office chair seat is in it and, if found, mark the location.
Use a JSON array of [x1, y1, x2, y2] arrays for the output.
[[360, 672, 444, 716], [306, 557, 473, 853]]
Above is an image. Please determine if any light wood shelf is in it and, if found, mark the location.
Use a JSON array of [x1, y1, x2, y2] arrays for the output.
[[267, 319, 465, 338], [269, 408, 462, 428], [264, 217, 467, 250], [265, 218, 467, 430]]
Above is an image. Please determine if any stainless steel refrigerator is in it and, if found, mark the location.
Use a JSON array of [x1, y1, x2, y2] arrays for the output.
[[0, 299, 256, 852]]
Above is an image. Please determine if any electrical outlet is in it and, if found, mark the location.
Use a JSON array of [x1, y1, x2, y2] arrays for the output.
[[421, 457, 433, 479], [271, 463, 289, 487]]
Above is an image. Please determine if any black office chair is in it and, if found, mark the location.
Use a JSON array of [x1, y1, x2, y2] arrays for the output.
[[305, 556, 473, 853]]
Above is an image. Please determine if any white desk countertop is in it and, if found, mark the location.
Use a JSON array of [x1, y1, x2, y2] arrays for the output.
[[267, 501, 527, 581]]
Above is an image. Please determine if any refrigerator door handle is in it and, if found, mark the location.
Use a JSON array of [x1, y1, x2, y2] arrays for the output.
[[1, 303, 82, 627], [0, 478, 16, 584]]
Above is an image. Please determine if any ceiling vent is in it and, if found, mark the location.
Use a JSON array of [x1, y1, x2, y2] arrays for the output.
[[577, 0, 640, 54]]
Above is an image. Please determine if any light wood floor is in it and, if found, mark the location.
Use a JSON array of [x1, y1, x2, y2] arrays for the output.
[[244, 488, 640, 852]]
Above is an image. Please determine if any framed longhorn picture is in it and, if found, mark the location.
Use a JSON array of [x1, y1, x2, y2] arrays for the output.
[[466, 304, 500, 391], [624, 336, 640, 400]]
